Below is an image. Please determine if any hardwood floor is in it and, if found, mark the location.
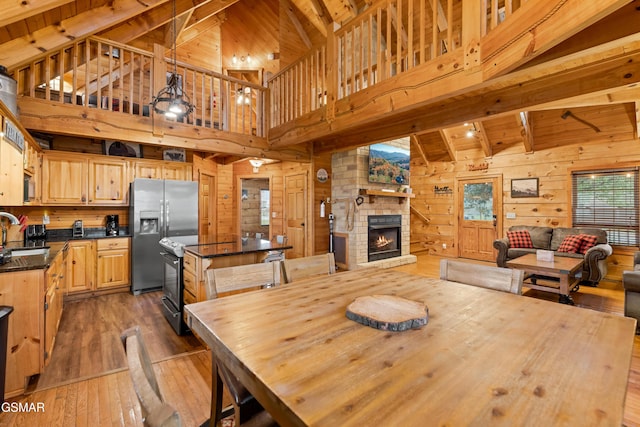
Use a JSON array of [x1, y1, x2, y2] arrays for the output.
[[1, 255, 640, 426]]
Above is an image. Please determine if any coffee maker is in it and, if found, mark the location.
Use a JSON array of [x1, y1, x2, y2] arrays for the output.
[[106, 215, 119, 236]]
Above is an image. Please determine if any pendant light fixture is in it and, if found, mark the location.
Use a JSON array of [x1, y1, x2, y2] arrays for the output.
[[151, 0, 194, 120]]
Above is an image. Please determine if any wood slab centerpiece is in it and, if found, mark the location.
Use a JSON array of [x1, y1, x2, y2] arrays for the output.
[[346, 295, 428, 331]]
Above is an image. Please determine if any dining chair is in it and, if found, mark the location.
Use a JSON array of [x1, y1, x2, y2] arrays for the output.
[[121, 326, 182, 427], [203, 263, 279, 427], [204, 261, 281, 299], [439, 258, 524, 295], [281, 252, 336, 283]]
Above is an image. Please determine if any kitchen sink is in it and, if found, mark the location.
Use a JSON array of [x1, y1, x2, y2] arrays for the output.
[[10, 248, 50, 257]]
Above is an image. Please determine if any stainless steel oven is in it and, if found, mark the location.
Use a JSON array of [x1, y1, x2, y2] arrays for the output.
[[160, 246, 187, 335]]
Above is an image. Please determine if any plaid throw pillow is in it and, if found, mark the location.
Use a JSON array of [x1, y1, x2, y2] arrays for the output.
[[558, 234, 582, 253], [579, 234, 599, 254], [507, 230, 534, 249]]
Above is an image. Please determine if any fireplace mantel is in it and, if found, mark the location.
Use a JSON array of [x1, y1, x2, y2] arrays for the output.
[[359, 189, 415, 204]]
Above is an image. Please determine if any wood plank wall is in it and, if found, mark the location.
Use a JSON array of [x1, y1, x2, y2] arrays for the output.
[[409, 137, 640, 282]]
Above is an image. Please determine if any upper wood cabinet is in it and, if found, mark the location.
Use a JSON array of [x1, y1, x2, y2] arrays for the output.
[[0, 117, 24, 206], [131, 159, 192, 181], [132, 159, 163, 180], [163, 162, 192, 180], [88, 158, 129, 204], [42, 152, 88, 204], [42, 152, 191, 206]]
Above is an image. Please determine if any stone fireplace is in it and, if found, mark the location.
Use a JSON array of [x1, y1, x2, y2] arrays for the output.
[[330, 144, 416, 270]]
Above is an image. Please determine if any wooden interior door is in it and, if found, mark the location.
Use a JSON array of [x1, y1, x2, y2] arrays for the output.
[[285, 173, 307, 259], [457, 176, 503, 261], [199, 172, 216, 240]]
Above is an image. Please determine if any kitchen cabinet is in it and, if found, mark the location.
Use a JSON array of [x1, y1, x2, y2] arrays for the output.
[[131, 159, 192, 181], [183, 251, 204, 304], [163, 161, 192, 180], [132, 159, 163, 179], [66, 240, 95, 293], [0, 269, 43, 397], [44, 248, 65, 365], [0, 118, 24, 206], [43, 152, 130, 206], [42, 152, 88, 204], [96, 238, 130, 289], [23, 148, 41, 205], [88, 158, 129, 204]]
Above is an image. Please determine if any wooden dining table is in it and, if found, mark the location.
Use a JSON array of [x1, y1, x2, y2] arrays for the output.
[[184, 268, 636, 427]]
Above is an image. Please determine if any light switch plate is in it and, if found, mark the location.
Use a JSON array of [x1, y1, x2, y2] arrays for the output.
[[506, 212, 516, 219], [43, 215, 50, 224]]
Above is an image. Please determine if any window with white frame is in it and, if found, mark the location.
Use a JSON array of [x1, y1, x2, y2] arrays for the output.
[[260, 189, 270, 226], [572, 168, 639, 246]]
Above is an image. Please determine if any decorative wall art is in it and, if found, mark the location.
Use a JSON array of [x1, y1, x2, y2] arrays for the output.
[[511, 178, 539, 198], [103, 140, 142, 158]]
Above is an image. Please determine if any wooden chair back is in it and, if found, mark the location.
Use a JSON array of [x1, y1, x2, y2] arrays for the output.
[[121, 326, 181, 427], [203, 264, 277, 426], [204, 261, 281, 300], [439, 259, 524, 295], [281, 252, 336, 284]]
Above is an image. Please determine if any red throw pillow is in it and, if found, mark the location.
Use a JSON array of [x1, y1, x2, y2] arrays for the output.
[[558, 235, 582, 253], [507, 230, 534, 249], [579, 234, 598, 254]]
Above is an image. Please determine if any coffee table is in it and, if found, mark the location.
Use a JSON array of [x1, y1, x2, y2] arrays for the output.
[[506, 253, 584, 304]]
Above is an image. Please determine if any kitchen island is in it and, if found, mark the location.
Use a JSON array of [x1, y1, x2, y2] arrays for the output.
[[183, 236, 292, 303]]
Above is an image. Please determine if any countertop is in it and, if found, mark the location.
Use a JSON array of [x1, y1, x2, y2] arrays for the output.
[[0, 228, 132, 273], [185, 237, 292, 258]]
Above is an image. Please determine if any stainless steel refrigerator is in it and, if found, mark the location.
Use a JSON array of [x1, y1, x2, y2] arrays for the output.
[[130, 178, 198, 294]]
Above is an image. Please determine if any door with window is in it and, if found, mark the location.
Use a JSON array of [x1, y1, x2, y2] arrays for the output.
[[457, 176, 502, 261]]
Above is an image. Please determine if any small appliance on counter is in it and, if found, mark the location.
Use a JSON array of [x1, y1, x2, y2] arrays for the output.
[[72, 220, 84, 238], [106, 215, 119, 236], [24, 224, 47, 246]]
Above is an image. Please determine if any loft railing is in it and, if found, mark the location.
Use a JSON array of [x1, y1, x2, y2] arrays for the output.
[[11, 36, 266, 137], [268, 0, 525, 128]]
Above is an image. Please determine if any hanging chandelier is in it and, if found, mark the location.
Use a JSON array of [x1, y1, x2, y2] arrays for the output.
[[151, 0, 194, 120]]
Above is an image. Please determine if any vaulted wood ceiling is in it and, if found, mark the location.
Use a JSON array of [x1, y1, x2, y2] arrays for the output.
[[1, 0, 639, 160]]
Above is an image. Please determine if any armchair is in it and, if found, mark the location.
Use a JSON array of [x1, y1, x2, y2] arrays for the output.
[[622, 252, 640, 334]]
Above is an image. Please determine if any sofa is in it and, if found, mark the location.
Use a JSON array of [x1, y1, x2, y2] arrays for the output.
[[623, 252, 640, 333], [493, 225, 613, 285]]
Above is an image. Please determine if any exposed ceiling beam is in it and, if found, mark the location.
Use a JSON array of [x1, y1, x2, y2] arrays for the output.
[[0, 0, 168, 69], [439, 129, 456, 161], [410, 134, 429, 166], [298, 0, 330, 37], [285, 0, 313, 49], [3, 0, 74, 27], [517, 112, 534, 153], [97, 0, 229, 46], [474, 121, 492, 157], [528, 87, 640, 111]]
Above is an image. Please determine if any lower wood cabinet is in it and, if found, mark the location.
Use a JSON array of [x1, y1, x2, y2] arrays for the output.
[[0, 270, 44, 397], [67, 238, 130, 297], [44, 248, 65, 366], [67, 240, 95, 293], [96, 238, 130, 289]]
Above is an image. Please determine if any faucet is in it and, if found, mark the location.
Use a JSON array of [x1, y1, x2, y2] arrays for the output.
[[0, 212, 20, 225], [0, 212, 19, 246]]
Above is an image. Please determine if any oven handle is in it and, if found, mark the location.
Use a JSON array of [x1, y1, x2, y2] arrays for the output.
[[160, 252, 180, 265], [161, 296, 180, 318]]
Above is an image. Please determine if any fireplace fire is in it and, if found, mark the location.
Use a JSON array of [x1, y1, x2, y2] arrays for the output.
[[368, 215, 401, 261]]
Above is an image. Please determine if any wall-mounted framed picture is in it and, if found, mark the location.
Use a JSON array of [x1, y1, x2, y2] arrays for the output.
[[103, 140, 142, 158], [511, 178, 539, 198], [163, 148, 186, 162]]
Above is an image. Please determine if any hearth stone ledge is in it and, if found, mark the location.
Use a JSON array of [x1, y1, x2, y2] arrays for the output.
[[357, 254, 417, 269]]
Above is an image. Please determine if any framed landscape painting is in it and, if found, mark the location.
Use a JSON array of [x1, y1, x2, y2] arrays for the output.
[[511, 178, 539, 198]]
